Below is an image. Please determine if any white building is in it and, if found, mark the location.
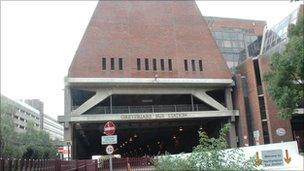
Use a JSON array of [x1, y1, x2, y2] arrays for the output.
[[43, 114, 64, 141]]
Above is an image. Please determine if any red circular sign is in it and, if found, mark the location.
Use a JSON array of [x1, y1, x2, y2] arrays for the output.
[[104, 121, 116, 135]]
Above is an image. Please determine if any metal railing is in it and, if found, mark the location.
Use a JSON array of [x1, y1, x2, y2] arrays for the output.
[[72, 104, 215, 114], [0, 158, 98, 171]]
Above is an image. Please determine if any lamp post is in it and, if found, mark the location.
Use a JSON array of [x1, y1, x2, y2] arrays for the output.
[[67, 141, 71, 160]]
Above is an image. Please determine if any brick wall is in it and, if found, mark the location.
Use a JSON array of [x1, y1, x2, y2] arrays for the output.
[[68, 1, 231, 79], [238, 58, 264, 145], [258, 55, 293, 143]]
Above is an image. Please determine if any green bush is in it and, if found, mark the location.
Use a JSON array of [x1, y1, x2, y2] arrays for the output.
[[155, 124, 255, 171]]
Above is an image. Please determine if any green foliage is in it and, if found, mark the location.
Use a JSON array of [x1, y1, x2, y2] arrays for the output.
[[155, 154, 196, 171], [0, 113, 24, 158], [264, 16, 304, 119], [155, 124, 255, 170], [20, 121, 57, 159], [0, 97, 57, 159]]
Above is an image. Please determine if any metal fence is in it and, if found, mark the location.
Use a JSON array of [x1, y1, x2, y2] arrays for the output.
[[100, 157, 155, 171], [73, 104, 214, 114], [0, 159, 98, 171]]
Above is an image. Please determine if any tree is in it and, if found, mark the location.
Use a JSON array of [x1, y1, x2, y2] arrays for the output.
[[0, 97, 24, 158], [264, 16, 304, 119], [20, 121, 57, 159], [155, 124, 255, 170], [1, 95, 57, 159]]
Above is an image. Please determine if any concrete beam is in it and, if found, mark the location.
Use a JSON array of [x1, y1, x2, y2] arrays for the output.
[[71, 90, 112, 115], [68, 110, 239, 122], [192, 91, 227, 111]]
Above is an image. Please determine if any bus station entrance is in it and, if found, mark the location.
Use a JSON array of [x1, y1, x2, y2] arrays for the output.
[[72, 117, 229, 159]]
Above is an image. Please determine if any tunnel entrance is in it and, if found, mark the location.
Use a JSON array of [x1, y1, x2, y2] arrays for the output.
[[73, 117, 228, 159]]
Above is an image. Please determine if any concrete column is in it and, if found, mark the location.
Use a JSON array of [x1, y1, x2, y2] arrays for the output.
[[225, 88, 233, 110], [190, 95, 194, 111], [228, 117, 237, 148], [64, 84, 72, 129]]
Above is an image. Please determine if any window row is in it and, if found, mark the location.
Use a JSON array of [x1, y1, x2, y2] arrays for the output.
[[184, 59, 203, 71], [137, 58, 172, 71], [101, 58, 204, 72], [102, 58, 123, 70]]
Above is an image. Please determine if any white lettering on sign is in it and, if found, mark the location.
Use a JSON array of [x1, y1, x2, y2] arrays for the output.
[[120, 113, 188, 120], [276, 128, 286, 136], [106, 145, 114, 155], [104, 127, 115, 131], [102, 135, 117, 145], [262, 149, 284, 167]]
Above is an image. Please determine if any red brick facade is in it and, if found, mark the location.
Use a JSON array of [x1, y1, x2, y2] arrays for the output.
[[259, 55, 293, 143], [237, 58, 264, 145], [236, 56, 293, 146], [68, 1, 231, 79], [233, 74, 249, 146]]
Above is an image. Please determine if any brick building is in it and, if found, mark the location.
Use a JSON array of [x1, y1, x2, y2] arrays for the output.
[[234, 5, 303, 151], [59, 1, 238, 159], [204, 16, 266, 68], [58, 1, 303, 159]]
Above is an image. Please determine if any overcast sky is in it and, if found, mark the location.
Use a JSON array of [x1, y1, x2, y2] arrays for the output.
[[1, 1, 302, 120]]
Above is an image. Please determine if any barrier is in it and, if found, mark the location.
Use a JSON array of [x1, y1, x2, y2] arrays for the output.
[[0, 159, 98, 171]]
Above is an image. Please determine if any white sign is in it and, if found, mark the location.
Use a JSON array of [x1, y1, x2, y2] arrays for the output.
[[102, 135, 117, 145], [253, 130, 260, 140], [106, 145, 114, 155], [276, 128, 286, 136], [262, 149, 284, 167]]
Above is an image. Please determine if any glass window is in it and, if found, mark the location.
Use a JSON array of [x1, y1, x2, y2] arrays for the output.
[[145, 58, 149, 70], [214, 31, 222, 39], [222, 32, 230, 39], [237, 33, 244, 40], [110, 58, 115, 70], [223, 40, 232, 47], [199, 60, 203, 71], [153, 59, 157, 71], [168, 59, 172, 71], [137, 58, 141, 70], [119, 58, 123, 70], [191, 60, 196, 71], [231, 33, 238, 40], [216, 40, 223, 47], [102, 58, 106, 70], [184, 59, 188, 71], [160, 59, 165, 71]]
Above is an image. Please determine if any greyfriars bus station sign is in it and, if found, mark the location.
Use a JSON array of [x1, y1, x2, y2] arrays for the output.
[[70, 111, 237, 122], [120, 113, 188, 120]]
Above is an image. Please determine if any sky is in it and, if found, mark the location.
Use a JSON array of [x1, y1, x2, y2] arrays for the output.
[[1, 1, 302, 120]]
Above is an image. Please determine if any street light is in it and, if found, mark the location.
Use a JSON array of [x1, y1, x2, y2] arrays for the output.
[[66, 141, 72, 161]]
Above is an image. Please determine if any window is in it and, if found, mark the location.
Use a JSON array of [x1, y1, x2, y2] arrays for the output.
[[168, 59, 172, 71], [199, 60, 203, 71], [191, 60, 196, 71], [160, 59, 165, 71], [110, 58, 115, 70], [145, 58, 149, 70], [153, 59, 157, 71], [137, 58, 141, 70], [119, 58, 123, 70], [223, 40, 232, 47], [102, 58, 106, 70], [184, 60, 188, 71]]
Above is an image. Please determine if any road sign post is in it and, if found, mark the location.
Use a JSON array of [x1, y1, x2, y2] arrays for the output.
[[103, 121, 116, 171], [104, 121, 116, 135], [106, 145, 114, 171]]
